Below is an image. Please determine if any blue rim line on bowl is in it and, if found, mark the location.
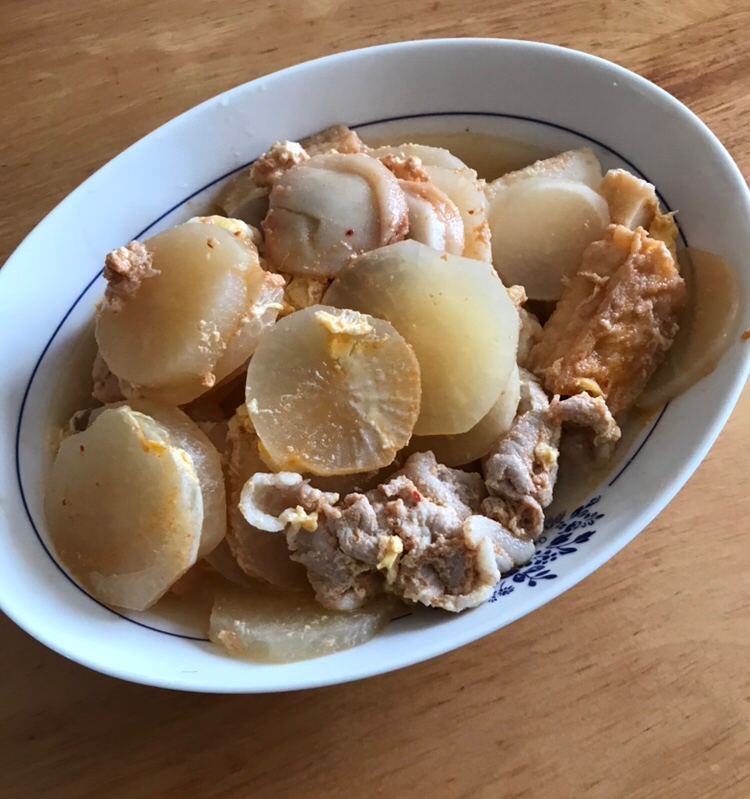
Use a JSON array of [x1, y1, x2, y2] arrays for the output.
[[14, 111, 687, 641]]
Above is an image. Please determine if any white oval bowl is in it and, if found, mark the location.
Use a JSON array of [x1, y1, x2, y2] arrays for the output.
[[1, 39, 748, 693]]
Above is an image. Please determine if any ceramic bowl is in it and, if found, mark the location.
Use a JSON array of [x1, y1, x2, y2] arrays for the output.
[[1, 39, 748, 692]]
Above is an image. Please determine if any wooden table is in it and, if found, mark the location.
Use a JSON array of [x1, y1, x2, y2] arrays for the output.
[[2, 1, 749, 796]]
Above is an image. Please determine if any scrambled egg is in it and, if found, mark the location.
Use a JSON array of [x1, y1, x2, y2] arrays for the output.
[[279, 505, 319, 532], [315, 308, 387, 361], [377, 535, 404, 583]]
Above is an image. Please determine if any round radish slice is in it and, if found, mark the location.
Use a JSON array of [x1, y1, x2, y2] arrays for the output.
[[128, 400, 226, 559], [369, 144, 491, 261], [400, 180, 465, 255], [488, 177, 610, 301], [426, 165, 492, 262], [262, 153, 409, 278], [45, 406, 204, 611], [246, 306, 421, 475], [486, 148, 604, 198], [637, 249, 742, 410], [324, 240, 519, 436], [210, 588, 393, 663], [96, 222, 283, 405], [368, 143, 468, 170], [410, 365, 521, 466], [224, 410, 309, 591]]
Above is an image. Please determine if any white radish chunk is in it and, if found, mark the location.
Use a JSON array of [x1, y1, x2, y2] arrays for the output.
[[324, 240, 519, 436], [370, 144, 491, 261], [96, 222, 283, 405], [488, 178, 610, 301], [487, 147, 603, 200], [209, 588, 393, 663], [427, 165, 492, 262], [246, 306, 421, 475], [368, 143, 469, 170], [128, 400, 226, 559], [410, 365, 521, 466], [637, 249, 742, 409], [400, 180, 465, 255], [45, 407, 205, 611], [224, 411, 310, 591], [262, 153, 409, 278]]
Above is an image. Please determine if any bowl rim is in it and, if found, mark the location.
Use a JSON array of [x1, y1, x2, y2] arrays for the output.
[[1, 38, 748, 692]]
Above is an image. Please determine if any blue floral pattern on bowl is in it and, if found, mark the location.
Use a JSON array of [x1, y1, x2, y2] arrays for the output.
[[489, 495, 604, 601]]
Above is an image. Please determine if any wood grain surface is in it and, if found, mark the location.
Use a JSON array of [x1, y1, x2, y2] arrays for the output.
[[2, 1, 749, 797]]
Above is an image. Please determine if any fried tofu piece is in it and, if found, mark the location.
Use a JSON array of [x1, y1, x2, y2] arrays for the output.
[[300, 124, 365, 156], [528, 225, 686, 417], [598, 169, 678, 257]]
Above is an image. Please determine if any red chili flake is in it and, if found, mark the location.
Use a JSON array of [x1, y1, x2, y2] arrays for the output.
[[345, 229, 354, 236], [79, 445, 85, 453], [411, 490, 421, 503], [467, 209, 475, 215]]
